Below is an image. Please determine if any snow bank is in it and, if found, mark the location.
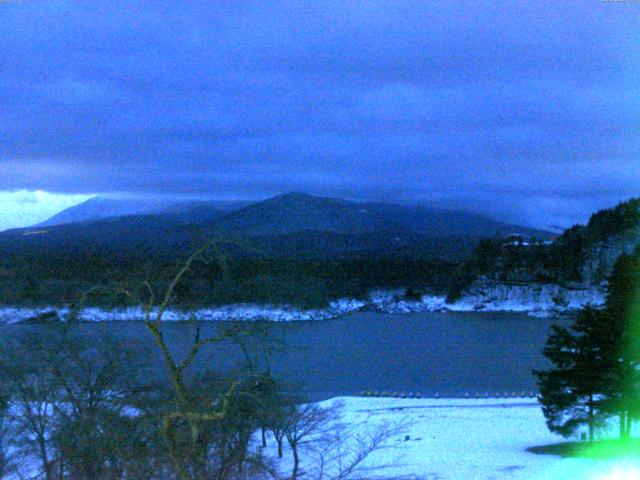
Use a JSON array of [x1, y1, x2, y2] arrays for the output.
[[450, 281, 606, 316], [0, 290, 449, 323], [368, 289, 450, 313], [0, 299, 367, 324], [0, 284, 606, 324]]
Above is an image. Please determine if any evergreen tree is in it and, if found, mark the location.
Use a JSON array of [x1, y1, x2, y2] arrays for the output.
[[599, 252, 640, 438], [535, 306, 612, 440], [535, 250, 640, 441]]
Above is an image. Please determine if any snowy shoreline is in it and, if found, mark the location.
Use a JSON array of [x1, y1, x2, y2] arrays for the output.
[[0, 285, 604, 324]]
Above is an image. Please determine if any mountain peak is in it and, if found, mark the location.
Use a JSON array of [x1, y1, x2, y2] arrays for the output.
[[265, 191, 351, 207], [270, 192, 327, 202], [276, 191, 313, 199]]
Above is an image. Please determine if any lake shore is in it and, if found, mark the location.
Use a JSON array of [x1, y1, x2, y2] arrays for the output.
[[0, 285, 597, 324]]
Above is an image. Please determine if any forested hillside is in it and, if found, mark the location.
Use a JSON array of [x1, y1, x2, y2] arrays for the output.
[[448, 199, 640, 300]]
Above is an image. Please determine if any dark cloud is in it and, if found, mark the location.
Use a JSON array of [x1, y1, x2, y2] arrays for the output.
[[0, 0, 638, 228]]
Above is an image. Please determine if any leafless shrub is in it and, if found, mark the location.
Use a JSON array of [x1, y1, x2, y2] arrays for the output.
[[263, 398, 408, 480]]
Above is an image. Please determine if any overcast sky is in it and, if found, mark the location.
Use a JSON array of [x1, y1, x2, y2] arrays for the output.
[[0, 0, 638, 230]]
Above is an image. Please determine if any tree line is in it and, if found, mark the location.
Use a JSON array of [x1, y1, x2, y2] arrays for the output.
[[0, 253, 455, 310]]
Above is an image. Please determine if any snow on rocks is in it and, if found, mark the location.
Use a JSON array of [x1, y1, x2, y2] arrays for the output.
[[0, 284, 606, 324], [449, 280, 606, 316], [0, 291, 448, 324], [368, 289, 449, 313], [0, 299, 368, 324]]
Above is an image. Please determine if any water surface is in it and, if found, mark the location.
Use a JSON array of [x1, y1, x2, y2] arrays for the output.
[[3, 311, 571, 400]]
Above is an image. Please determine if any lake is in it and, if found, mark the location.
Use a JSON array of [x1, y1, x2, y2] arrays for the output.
[[2, 311, 571, 400]]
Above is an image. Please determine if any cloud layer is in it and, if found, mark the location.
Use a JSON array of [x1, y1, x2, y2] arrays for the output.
[[0, 191, 91, 231], [0, 1, 638, 228]]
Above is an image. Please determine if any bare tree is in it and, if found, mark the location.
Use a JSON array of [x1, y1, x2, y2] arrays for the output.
[[0, 329, 59, 480], [98, 242, 276, 480], [0, 325, 164, 480], [284, 403, 333, 480], [267, 399, 406, 480], [0, 392, 17, 479], [126, 244, 408, 480], [6, 242, 411, 480], [48, 330, 159, 479], [309, 418, 403, 480]]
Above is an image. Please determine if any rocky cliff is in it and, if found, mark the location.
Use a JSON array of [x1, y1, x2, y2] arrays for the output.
[[580, 225, 640, 285], [452, 278, 605, 314]]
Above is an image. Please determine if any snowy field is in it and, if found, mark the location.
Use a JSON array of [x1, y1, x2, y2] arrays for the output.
[[265, 397, 640, 480]]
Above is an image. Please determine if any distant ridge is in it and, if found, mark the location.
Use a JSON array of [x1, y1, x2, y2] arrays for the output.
[[207, 192, 553, 239], [36, 196, 180, 227], [36, 197, 247, 228], [0, 191, 560, 308], [3, 192, 555, 264]]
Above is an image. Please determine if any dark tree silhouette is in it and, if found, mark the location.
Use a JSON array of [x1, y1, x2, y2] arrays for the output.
[[599, 252, 640, 438], [535, 306, 613, 440], [536, 250, 640, 441]]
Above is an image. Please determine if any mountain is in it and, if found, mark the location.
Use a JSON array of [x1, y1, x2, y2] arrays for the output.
[[35, 197, 246, 228], [2, 193, 635, 311], [159, 200, 249, 216], [158, 203, 229, 226], [5, 192, 553, 261], [208, 193, 389, 236], [37, 196, 180, 227], [208, 192, 552, 239], [0, 192, 557, 307], [354, 202, 550, 238]]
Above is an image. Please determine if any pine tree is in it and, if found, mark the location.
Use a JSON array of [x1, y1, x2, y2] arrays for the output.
[[535, 306, 612, 440], [535, 250, 640, 441], [599, 252, 640, 439]]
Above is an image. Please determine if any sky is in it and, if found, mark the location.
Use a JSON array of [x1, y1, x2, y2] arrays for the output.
[[0, 0, 638, 230]]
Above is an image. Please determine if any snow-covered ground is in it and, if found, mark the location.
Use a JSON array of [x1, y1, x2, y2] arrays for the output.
[[265, 396, 640, 480], [0, 300, 368, 324], [0, 285, 604, 324], [451, 282, 605, 317]]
